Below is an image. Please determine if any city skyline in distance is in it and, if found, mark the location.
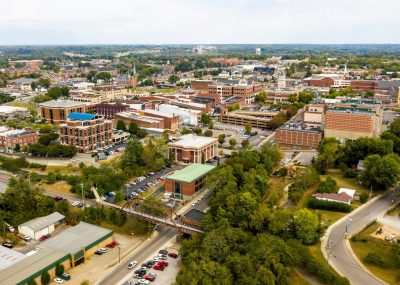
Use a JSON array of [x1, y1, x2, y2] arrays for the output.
[[0, 0, 399, 45]]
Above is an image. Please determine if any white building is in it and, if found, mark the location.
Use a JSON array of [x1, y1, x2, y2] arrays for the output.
[[18, 212, 65, 240], [158, 104, 201, 126], [0, 246, 26, 271]]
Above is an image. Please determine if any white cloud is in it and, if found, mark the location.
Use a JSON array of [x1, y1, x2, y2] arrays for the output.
[[0, 0, 398, 44]]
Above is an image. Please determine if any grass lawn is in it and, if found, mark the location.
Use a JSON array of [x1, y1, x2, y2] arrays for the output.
[[308, 242, 327, 265], [263, 177, 289, 202], [311, 209, 347, 227], [287, 269, 310, 285], [351, 223, 400, 285], [39, 181, 73, 195], [8, 101, 38, 112], [100, 218, 150, 236], [45, 165, 81, 175]]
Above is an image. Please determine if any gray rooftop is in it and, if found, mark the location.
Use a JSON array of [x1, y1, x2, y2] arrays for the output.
[[0, 246, 26, 271], [0, 248, 67, 285], [19, 212, 65, 232], [37, 222, 112, 255], [39, 100, 86, 108]]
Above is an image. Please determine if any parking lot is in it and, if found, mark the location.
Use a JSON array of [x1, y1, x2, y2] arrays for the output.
[[119, 244, 181, 285], [102, 165, 183, 204], [206, 123, 271, 148]]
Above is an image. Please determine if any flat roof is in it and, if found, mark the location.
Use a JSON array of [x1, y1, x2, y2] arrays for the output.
[[0, 248, 67, 285], [167, 163, 215, 183], [36, 222, 112, 255], [169, 134, 217, 149], [68, 112, 96, 121], [0, 246, 26, 271], [39, 100, 85, 108], [19, 212, 65, 232], [183, 209, 206, 222]]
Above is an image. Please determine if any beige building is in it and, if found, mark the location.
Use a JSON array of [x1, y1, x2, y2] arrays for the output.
[[39, 100, 87, 125], [59, 113, 113, 153], [169, 134, 218, 163]]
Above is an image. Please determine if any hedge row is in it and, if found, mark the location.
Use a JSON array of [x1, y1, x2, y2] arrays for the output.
[[307, 198, 352, 212]]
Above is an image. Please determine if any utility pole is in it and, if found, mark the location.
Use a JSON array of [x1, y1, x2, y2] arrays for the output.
[[370, 185, 373, 200], [118, 246, 121, 264], [327, 239, 333, 267], [81, 183, 85, 206]]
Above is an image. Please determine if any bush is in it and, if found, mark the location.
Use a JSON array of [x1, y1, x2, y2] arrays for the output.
[[359, 192, 369, 204], [41, 271, 51, 285], [344, 169, 357, 178], [274, 167, 288, 177], [55, 264, 64, 276], [307, 198, 352, 213], [288, 183, 305, 204], [317, 177, 338, 193], [365, 252, 388, 267], [27, 280, 37, 285], [29, 162, 46, 170]]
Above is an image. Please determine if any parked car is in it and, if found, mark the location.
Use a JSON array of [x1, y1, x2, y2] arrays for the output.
[[156, 254, 167, 260], [54, 277, 64, 284], [157, 261, 168, 267], [127, 260, 138, 269], [17, 233, 31, 242], [152, 264, 164, 271], [137, 279, 150, 285], [106, 241, 119, 248], [60, 273, 71, 281], [53, 196, 64, 201], [168, 252, 178, 258], [2, 242, 13, 249], [95, 250, 104, 255], [39, 234, 50, 241], [98, 247, 108, 253], [143, 275, 155, 282], [159, 249, 168, 255], [122, 280, 132, 285]]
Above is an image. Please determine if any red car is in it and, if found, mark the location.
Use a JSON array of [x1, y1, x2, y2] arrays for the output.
[[143, 275, 156, 282], [106, 241, 119, 248], [153, 265, 164, 271], [157, 261, 168, 267], [39, 234, 50, 241], [168, 253, 178, 258]]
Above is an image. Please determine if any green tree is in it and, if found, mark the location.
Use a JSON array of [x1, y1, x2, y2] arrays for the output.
[[245, 123, 252, 134], [30, 172, 41, 183], [116, 120, 126, 131], [229, 138, 237, 147], [41, 271, 51, 285], [293, 209, 321, 245], [128, 122, 139, 135], [46, 172, 57, 184], [14, 144, 20, 152], [204, 130, 213, 137], [298, 90, 315, 104], [119, 140, 144, 176], [55, 264, 64, 276], [317, 177, 339, 193], [218, 134, 226, 145], [175, 61, 193, 72], [209, 120, 214, 129], [180, 127, 191, 135], [361, 154, 400, 190], [200, 113, 211, 125], [255, 91, 267, 103], [168, 74, 180, 84], [241, 139, 250, 148], [194, 128, 202, 135]]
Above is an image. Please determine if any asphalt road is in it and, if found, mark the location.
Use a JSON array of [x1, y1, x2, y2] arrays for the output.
[[327, 191, 398, 285], [98, 228, 177, 285]]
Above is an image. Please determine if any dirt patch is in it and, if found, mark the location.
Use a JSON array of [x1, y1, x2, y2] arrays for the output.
[[39, 181, 72, 195], [370, 225, 400, 242]]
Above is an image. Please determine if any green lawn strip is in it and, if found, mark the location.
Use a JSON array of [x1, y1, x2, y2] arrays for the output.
[[350, 223, 400, 285]]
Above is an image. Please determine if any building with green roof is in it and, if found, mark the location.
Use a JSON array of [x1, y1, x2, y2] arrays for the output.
[[165, 163, 216, 200]]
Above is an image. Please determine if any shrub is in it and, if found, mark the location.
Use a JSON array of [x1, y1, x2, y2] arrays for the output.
[[27, 280, 37, 285], [365, 252, 388, 267], [55, 264, 64, 276], [41, 271, 51, 285], [288, 182, 305, 204], [359, 192, 369, 204], [317, 177, 338, 193], [307, 198, 352, 213], [344, 169, 357, 178]]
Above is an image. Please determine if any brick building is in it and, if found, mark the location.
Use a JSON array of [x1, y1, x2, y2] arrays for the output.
[[169, 134, 218, 164], [221, 110, 278, 129], [93, 103, 129, 119], [0, 129, 39, 150], [165, 163, 216, 200], [324, 99, 382, 141], [39, 100, 87, 125], [59, 113, 112, 153], [114, 111, 165, 129], [275, 123, 323, 149]]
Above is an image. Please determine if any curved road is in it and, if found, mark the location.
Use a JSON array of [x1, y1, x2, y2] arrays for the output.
[[327, 192, 397, 285]]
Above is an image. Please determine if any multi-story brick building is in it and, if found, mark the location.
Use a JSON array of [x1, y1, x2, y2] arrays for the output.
[[59, 113, 112, 153], [169, 134, 218, 164], [165, 163, 216, 200], [221, 109, 278, 129], [0, 129, 39, 150], [39, 100, 87, 125], [114, 111, 165, 130], [275, 123, 323, 149], [265, 88, 299, 104], [93, 103, 130, 119], [324, 99, 382, 141]]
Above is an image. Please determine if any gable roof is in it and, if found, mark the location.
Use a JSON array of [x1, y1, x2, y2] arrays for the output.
[[18, 212, 65, 232], [313, 192, 352, 203], [167, 163, 215, 183]]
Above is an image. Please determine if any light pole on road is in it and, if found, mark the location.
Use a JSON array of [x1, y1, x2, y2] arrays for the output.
[[345, 216, 352, 239]]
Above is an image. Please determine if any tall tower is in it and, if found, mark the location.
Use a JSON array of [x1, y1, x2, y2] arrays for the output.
[[277, 70, 286, 89], [256, 48, 261, 55]]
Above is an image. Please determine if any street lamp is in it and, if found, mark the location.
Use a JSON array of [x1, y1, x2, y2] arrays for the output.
[[118, 246, 121, 264], [327, 238, 333, 267]]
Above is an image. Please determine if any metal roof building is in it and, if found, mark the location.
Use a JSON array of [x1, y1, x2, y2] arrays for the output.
[[167, 163, 216, 183], [18, 212, 65, 240], [0, 246, 26, 272]]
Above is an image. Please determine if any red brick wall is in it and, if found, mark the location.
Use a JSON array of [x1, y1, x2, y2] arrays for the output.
[[325, 112, 374, 133], [275, 129, 322, 149]]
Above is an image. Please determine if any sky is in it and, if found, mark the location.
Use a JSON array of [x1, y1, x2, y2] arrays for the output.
[[0, 0, 399, 45]]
